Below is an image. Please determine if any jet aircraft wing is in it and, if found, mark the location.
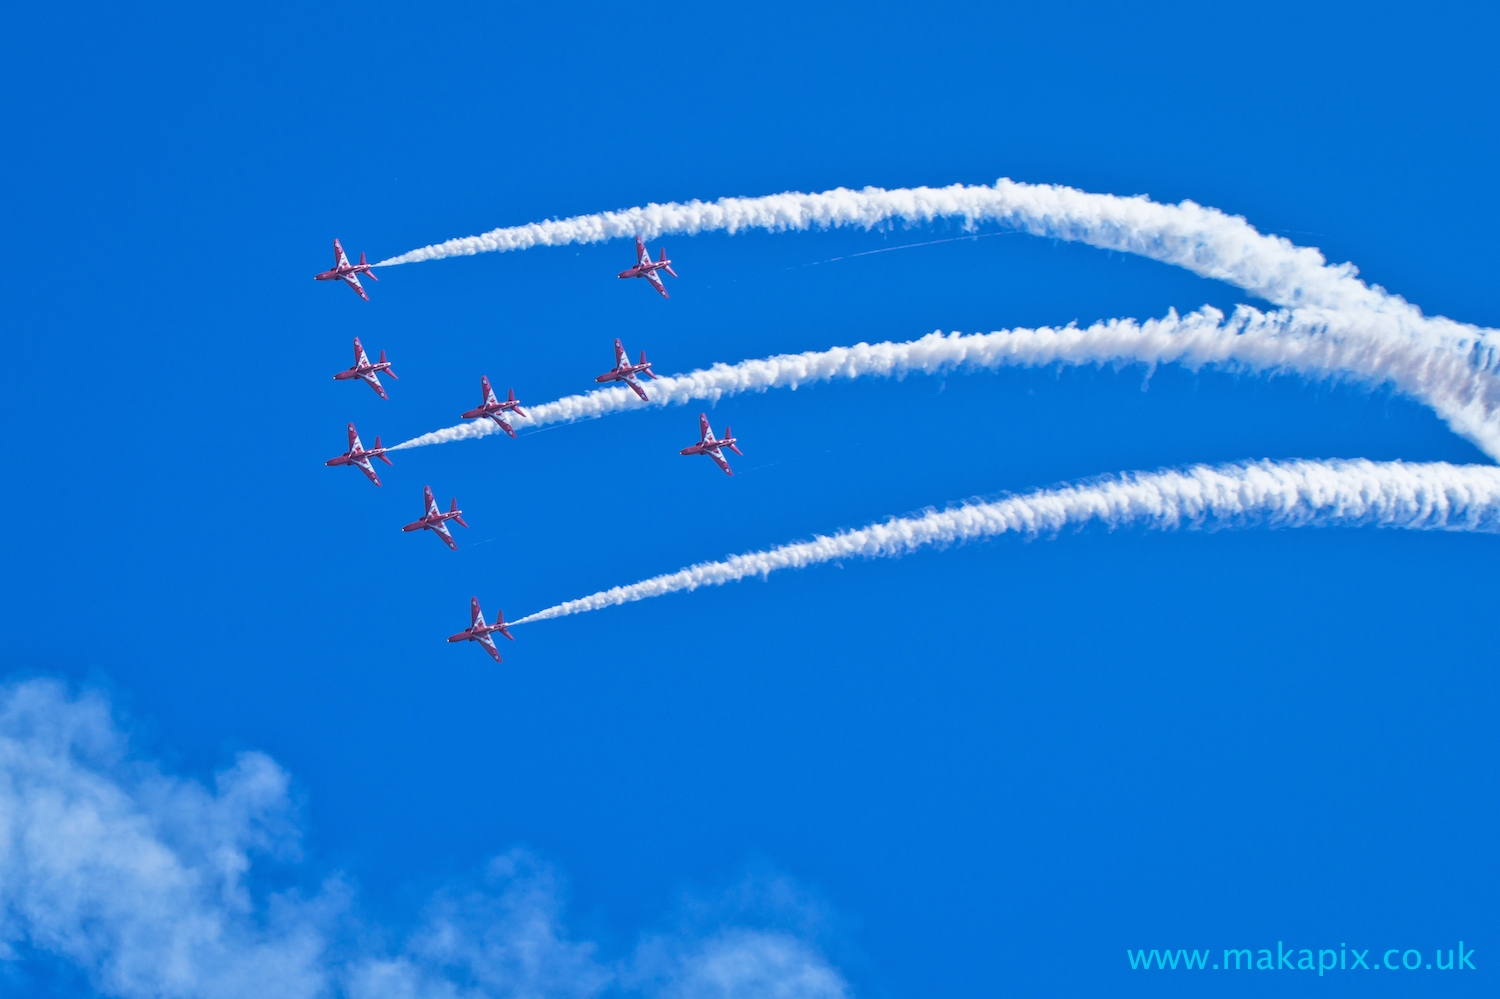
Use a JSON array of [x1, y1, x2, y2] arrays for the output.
[[423, 486, 440, 519], [707, 447, 732, 475], [476, 631, 503, 662], [354, 455, 382, 486], [347, 425, 362, 450], [698, 413, 712, 442], [344, 272, 369, 301], [623, 375, 649, 402], [432, 520, 457, 551], [644, 268, 668, 299], [354, 339, 372, 367], [636, 237, 649, 267], [362, 370, 388, 400], [335, 240, 352, 268]]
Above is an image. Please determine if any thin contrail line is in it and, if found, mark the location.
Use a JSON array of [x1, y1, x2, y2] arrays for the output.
[[387, 305, 1500, 460], [511, 458, 1500, 625], [795, 230, 1017, 267]]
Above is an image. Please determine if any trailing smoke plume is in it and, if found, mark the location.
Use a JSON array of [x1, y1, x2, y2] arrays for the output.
[[512, 459, 1500, 624], [375, 178, 1500, 364], [391, 305, 1500, 460]]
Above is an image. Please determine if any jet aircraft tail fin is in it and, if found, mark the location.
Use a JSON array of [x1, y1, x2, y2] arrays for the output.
[[380, 350, 398, 379], [451, 499, 469, 529], [660, 249, 678, 277], [726, 429, 743, 456], [373, 436, 395, 465]]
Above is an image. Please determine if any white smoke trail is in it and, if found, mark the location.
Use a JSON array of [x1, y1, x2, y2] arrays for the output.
[[390, 305, 1500, 459], [512, 459, 1500, 625], [375, 178, 1500, 361]]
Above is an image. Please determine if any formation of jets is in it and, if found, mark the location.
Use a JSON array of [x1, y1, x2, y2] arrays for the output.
[[318, 234, 743, 664], [314, 236, 677, 304]]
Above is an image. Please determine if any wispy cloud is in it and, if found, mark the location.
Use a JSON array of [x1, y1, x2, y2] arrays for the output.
[[0, 680, 333, 998], [0, 680, 852, 999], [342, 852, 610, 999], [513, 458, 1500, 625]]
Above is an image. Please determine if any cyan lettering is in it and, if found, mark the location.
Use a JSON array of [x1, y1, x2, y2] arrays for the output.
[[1298, 950, 1314, 971], [1459, 942, 1475, 970], [1350, 949, 1369, 969], [1257, 949, 1273, 970], [1183, 950, 1209, 969], [1403, 950, 1421, 970], [1160, 950, 1180, 970], [1127, 950, 1151, 969], [1384, 949, 1400, 970], [1319, 950, 1338, 976], [1437, 949, 1453, 970], [1278, 942, 1294, 970], [1224, 949, 1252, 970]]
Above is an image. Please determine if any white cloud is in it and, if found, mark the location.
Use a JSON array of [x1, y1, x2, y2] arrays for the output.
[[0, 680, 853, 999], [632, 930, 850, 999], [344, 852, 609, 999], [0, 679, 333, 999]]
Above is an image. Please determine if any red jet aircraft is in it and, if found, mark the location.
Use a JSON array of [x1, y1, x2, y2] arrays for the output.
[[314, 238, 379, 301], [334, 337, 398, 399], [402, 485, 468, 550], [680, 413, 742, 476], [617, 236, 676, 298], [461, 376, 528, 438], [595, 338, 658, 402], [326, 422, 393, 486], [447, 596, 515, 663]]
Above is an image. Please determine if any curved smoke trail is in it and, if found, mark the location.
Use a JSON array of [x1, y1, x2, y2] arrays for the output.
[[391, 305, 1500, 459], [512, 459, 1500, 625], [375, 178, 1500, 362]]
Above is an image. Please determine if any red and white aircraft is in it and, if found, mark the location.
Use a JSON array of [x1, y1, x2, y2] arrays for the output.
[[325, 422, 393, 486], [595, 338, 658, 402], [680, 413, 742, 476], [402, 485, 468, 551], [334, 337, 398, 399], [314, 238, 379, 301], [447, 597, 515, 663], [617, 237, 676, 298], [461, 376, 527, 438]]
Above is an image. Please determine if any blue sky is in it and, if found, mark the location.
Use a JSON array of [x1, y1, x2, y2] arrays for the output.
[[2, 2, 1498, 996]]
